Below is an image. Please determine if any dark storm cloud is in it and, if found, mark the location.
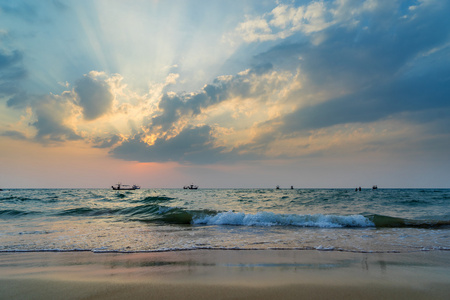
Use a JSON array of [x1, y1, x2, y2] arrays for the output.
[[150, 63, 273, 130], [74, 75, 114, 121], [112, 125, 226, 164]]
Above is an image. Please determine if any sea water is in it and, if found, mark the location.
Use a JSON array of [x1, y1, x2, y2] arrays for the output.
[[0, 188, 449, 253]]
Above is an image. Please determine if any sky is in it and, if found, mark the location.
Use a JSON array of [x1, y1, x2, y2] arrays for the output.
[[1, 0, 449, 188]]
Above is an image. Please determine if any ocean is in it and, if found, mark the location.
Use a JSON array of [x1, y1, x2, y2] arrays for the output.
[[1, 188, 449, 253]]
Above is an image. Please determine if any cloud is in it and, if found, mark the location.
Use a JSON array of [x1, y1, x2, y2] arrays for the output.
[[31, 94, 81, 143], [0, 49, 22, 69], [211, 0, 449, 162], [0, 49, 27, 100], [111, 61, 294, 164], [281, 71, 450, 133], [114, 0, 450, 164], [246, 0, 450, 133], [112, 125, 226, 164], [2, 0, 449, 168], [1, 130, 27, 140], [149, 62, 274, 131], [74, 72, 114, 121], [0, 44, 83, 144], [236, 1, 334, 42], [92, 134, 122, 149]]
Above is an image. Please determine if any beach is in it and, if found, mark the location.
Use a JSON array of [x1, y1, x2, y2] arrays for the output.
[[1, 188, 449, 299], [1, 250, 449, 300]]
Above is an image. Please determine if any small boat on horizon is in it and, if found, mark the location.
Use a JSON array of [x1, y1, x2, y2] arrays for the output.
[[112, 183, 140, 190], [183, 184, 198, 190]]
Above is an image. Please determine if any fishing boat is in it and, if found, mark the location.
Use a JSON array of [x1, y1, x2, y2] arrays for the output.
[[111, 183, 140, 190], [183, 184, 198, 190]]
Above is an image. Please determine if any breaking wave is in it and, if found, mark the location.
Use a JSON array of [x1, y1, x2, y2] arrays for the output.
[[192, 211, 373, 227], [49, 202, 450, 228]]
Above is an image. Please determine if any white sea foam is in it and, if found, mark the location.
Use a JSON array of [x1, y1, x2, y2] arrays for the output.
[[192, 211, 375, 228], [316, 245, 335, 251]]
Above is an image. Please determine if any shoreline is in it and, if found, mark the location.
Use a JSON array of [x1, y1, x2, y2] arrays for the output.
[[1, 250, 449, 299], [1, 248, 449, 254]]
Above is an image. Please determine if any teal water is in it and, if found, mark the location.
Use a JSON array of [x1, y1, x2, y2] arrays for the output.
[[0, 188, 449, 253]]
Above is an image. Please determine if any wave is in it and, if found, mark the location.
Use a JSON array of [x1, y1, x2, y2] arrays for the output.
[[44, 203, 450, 229], [57, 207, 122, 217], [0, 196, 40, 202], [137, 196, 175, 203], [127, 205, 214, 224], [55, 203, 197, 224], [192, 211, 373, 228], [0, 195, 59, 203], [367, 214, 450, 228], [120, 205, 374, 228], [0, 196, 27, 202], [0, 209, 39, 217], [135, 207, 450, 229]]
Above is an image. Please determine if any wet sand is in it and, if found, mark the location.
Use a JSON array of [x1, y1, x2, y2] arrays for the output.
[[0, 250, 449, 299]]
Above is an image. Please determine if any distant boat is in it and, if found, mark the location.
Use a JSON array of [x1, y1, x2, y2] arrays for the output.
[[183, 184, 198, 190], [112, 183, 140, 190], [276, 185, 280, 190], [372, 185, 378, 190]]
